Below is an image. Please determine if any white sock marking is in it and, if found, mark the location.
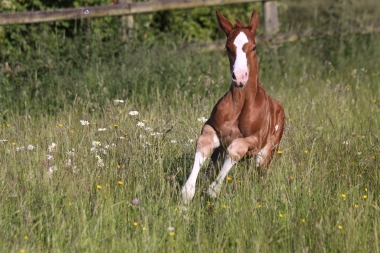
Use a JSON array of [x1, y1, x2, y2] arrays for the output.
[[256, 149, 264, 167], [207, 155, 236, 198], [182, 152, 206, 204], [213, 134, 220, 148]]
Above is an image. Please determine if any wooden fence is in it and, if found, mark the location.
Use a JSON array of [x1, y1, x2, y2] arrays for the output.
[[0, 0, 279, 35]]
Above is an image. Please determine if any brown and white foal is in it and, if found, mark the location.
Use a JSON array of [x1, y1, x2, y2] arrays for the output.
[[182, 10, 285, 204]]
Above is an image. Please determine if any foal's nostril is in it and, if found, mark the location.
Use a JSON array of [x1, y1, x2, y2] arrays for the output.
[[232, 72, 236, 80]]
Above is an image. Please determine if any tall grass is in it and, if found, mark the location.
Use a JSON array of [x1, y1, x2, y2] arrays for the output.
[[1, 15, 380, 253]]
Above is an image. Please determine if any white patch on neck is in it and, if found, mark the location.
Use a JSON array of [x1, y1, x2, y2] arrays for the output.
[[233, 32, 249, 72]]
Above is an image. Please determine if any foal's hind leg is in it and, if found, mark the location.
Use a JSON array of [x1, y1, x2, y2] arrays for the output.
[[182, 124, 220, 205], [204, 147, 225, 179], [257, 106, 285, 167]]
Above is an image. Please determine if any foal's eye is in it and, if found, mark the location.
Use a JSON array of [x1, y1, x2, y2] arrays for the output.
[[252, 46, 256, 52]]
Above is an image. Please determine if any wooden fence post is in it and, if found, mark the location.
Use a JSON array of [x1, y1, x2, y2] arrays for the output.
[[118, 0, 134, 40], [262, 1, 279, 36]]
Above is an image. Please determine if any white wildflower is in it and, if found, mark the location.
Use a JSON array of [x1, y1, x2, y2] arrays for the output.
[[145, 127, 153, 132], [129, 111, 139, 116], [197, 117, 208, 123], [170, 140, 177, 144], [189, 139, 195, 143], [98, 128, 107, 132], [150, 132, 162, 137], [142, 142, 152, 148], [46, 155, 53, 160], [48, 143, 57, 152], [47, 165, 57, 178], [92, 141, 101, 148], [168, 226, 175, 232], [80, 120, 90, 126], [72, 166, 79, 174], [66, 149, 75, 156], [66, 159, 72, 166], [100, 148, 107, 155], [113, 99, 125, 105], [137, 122, 145, 127], [97, 159, 104, 167]]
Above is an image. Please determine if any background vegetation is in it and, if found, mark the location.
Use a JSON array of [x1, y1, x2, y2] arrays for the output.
[[0, 0, 379, 252]]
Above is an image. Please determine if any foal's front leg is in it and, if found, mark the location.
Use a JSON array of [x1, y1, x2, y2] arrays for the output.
[[207, 136, 260, 198], [182, 124, 220, 205]]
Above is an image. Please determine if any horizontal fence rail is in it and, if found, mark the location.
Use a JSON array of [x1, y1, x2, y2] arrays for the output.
[[0, 0, 269, 25]]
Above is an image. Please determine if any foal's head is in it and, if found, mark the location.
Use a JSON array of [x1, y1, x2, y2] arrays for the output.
[[216, 10, 260, 88]]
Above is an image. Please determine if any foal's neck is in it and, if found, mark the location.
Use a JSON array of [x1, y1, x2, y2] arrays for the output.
[[230, 72, 259, 105]]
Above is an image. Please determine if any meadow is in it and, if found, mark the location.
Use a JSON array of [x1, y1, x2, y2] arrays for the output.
[[1, 4, 380, 252]]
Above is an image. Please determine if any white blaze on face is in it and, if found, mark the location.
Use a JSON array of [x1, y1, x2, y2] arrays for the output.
[[232, 32, 249, 84]]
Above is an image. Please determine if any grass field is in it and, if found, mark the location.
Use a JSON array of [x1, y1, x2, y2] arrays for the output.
[[1, 15, 380, 252]]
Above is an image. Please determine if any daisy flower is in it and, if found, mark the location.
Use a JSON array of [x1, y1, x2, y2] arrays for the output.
[[137, 122, 145, 127], [80, 120, 90, 126], [48, 143, 57, 152], [113, 99, 125, 105], [66, 149, 75, 156], [129, 111, 139, 116], [197, 117, 208, 123], [92, 141, 101, 148]]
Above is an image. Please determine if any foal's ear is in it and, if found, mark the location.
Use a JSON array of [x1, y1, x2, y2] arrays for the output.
[[216, 10, 233, 36], [247, 10, 260, 34]]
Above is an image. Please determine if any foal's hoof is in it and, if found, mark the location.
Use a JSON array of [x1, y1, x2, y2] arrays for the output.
[[207, 182, 221, 198], [181, 183, 195, 205]]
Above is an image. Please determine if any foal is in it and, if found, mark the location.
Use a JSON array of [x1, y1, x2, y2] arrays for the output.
[[181, 10, 285, 204]]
